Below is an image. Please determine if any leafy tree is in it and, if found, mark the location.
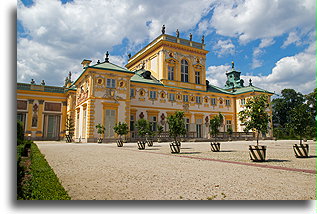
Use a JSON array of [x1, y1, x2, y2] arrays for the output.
[[95, 124, 105, 137], [239, 94, 270, 146], [135, 119, 150, 140], [209, 113, 224, 142], [288, 104, 312, 144], [227, 126, 233, 137], [167, 111, 186, 142], [113, 122, 129, 140], [305, 88, 316, 127], [272, 89, 304, 128]]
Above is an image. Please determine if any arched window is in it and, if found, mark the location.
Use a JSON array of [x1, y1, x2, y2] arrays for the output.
[[181, 59, 189, 82]]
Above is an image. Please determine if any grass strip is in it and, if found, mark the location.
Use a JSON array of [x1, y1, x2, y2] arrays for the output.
[[28, 143, 70, 200]]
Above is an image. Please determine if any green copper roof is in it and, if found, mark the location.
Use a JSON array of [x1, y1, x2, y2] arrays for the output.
[[130, 69, 163, 86], [231, 85, 274, 95], [89, 61, 134, 73], [17, 83, 66, 94], [207, 84, 232, 94]]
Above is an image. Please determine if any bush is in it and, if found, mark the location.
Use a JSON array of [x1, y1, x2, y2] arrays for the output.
[[17, 121, 24, 143]]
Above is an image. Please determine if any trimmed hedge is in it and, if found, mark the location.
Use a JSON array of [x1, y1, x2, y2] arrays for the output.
[[28, 143, 70, 200]]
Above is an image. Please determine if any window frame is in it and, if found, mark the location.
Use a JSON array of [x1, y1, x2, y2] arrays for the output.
[[181, 59, 189, 82]]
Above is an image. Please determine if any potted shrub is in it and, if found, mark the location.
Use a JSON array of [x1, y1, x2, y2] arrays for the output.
[[95, 123, 105, 144], [288, 104, 311, 158], [113, 122, 129, 147], [167, 111, 186, 153], [157, 125, 164, 143], [135, 119, 150, 150], [146, 131, 154, 147], [65, 116, 75, 143], [239, 94, 270, 162], [227, 126, 233, 141], [209, 113, 223, 152]]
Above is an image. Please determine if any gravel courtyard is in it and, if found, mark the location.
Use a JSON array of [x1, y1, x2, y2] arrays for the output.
[[35, 140, 316, 200]]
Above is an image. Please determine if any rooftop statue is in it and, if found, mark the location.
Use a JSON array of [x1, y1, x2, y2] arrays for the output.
[[189, 33, 192, 41], [176, 29, 179, 38], [161, 25, 165, 34]]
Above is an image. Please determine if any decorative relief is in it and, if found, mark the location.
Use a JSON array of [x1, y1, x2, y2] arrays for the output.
[[31, 103, 38, 128], [183, 104, 189, 112]]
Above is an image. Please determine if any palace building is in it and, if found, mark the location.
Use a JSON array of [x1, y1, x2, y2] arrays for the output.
[[17, 29, 274, 142]]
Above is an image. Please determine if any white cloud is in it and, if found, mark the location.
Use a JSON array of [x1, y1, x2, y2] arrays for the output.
[[207, 42, 316, 95], [251, 38, 275, 69], [17, 0, 214, 85], [206, 65, 231, 87], [210, 0, 315, 43], [213, 39, 235, 57], [282, 31, 301, 48]]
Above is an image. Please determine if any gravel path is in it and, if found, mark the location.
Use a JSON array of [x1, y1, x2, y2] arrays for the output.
[[35, 140, 316, 200]]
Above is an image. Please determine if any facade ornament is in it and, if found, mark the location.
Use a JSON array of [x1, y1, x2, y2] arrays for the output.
[[105, 51, 109, 62], [189, 33, 192, 41], [68, 71, 72, 82], [249, 79, 253, 86], [97, 60, 100, 64], [128, 53, 131, 59], [176, 29, 179, 38], [139, 112, 144, 119], [161, 25, 165, 34], [64, 77, 69, 87], [41, 80, 45, 85], [201, 35, 205, 44], [30, 79, 35, 85]]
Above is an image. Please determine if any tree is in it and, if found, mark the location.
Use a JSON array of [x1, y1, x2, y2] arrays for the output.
[[272, 89, 304, 128], [167, 111, 186, 142], [95, 124, 105, 138], [239, 94, 270, 146], [113, 122, 129, 140], [156, 125, 164, 140], [305, 88, 316, 127], [288, 104, 312, 144], [135, 119, 150, 140], [209, 113, 224, 142]]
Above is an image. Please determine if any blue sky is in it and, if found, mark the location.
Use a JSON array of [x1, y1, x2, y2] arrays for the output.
[[17, 0, 316, 95]]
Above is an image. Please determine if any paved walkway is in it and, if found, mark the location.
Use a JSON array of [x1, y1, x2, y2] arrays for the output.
[[35, 140, 316, 200]]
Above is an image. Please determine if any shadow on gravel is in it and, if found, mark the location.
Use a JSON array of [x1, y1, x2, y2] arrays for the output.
[[265, 159, 290, 162], [145, 148, 160, 150], [306, 155, 317, 158], [219, 150, 236, 152], [181, 147, 193, 149], [179, 152, 202, 154]]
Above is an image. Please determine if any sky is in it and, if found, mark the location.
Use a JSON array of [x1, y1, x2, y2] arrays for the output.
[[17, 0, 316, 95]]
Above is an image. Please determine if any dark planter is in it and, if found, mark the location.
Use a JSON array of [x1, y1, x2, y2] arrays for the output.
[[147, 139, 153, 147], [65, 134, 73, 143], [170, 141, 180, 153], [210, 142, 220, 152], [293, 144, 309, 158], [249, 145, 266, 162], [97, 138, 103, 144], [137, 141, 146, 150], [117, 140, 123, 147]]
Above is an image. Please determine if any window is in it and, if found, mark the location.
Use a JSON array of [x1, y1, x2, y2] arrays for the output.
[[149, 116, 157, 132], [195, 71, 200, 84], [44, 102, 61, 112], [150, 91, 157, 99], [196, 96, 201, 104], [130, 115, 135, 131], [241, 98, 245, 105], [17, 100, 27, 110], [168, 66, 174, 80], [181, 59, 189, 82], [226, 120, 232, 131], [225, 99, 231, 106], [169, 93, 175, 101], [183, 95, 189, 102], [211, 98, 217, 105], [130, 88, 135, 98], [106, 79, 116, 88]]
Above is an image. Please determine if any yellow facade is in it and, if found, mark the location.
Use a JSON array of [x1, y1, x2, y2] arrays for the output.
[[17, 33, 273, 142]]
